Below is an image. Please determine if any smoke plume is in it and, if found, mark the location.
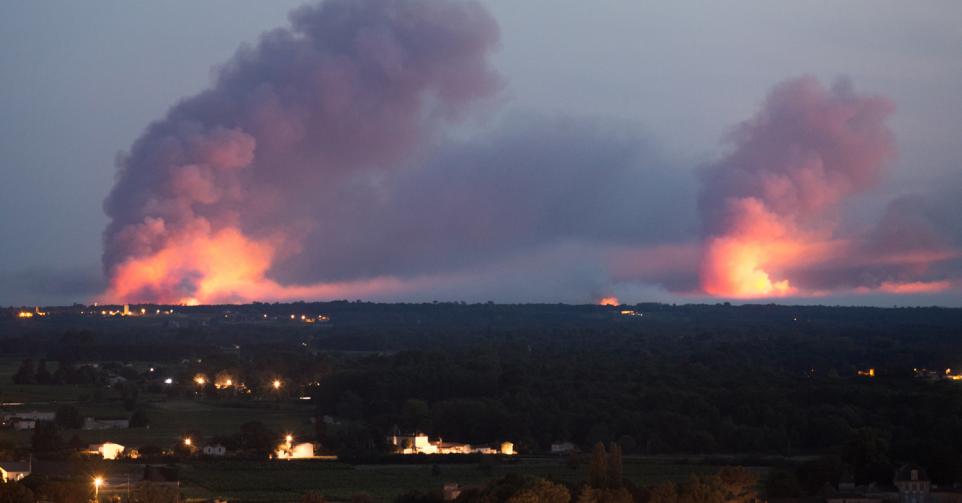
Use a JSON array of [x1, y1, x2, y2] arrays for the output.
[[99, 2, 960, 305], [101, 0, 500, 304], [695, 76, 962, 298], [697, 77, 897, 297]]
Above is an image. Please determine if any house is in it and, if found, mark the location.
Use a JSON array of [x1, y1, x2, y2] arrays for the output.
[[275, 442, 315, 459], [83, 417, 130, 430], [551, 441, 577, 454], [0, 461, 31, 483], [443, 483, 462, 501], [202, 444, 227, 457], [2, 410, 55, 429], [1, 411, 55, 422], [12, 420, 37, 430], [895, 464, 931, 503], [388, 433, 516, 455], [88, 442, 126, 460]]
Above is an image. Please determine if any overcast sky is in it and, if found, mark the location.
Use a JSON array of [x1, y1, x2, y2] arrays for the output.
[[1, 1, 961, 306]]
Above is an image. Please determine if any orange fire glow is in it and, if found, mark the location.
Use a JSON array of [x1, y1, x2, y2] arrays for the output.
[[99, 226, 418, 305], [864, 280, 952, 295], [598, 296, 620, 306], [701, 237, 796, 298]]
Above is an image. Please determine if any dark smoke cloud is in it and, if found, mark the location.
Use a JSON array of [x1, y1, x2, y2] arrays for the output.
[[269, 114, 695, 284], [101, 0, 503, 302], [96, 0, 961, 304]]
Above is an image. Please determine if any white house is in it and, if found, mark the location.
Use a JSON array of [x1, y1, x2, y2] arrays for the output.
[[88, 442, 125, 460], [389, 433, 516, 455], [550, 441, 577, 454], [0, 461, 31, 483], [1, 411, 54, 422], [12, 419, 37, 430], [2, 410, 54, 430], [275, 442, 315, 459], [202, 444, 227, 457]]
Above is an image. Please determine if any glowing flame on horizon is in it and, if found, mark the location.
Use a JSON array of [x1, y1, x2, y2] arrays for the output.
[[701, 236, 796, 298], [598, 296, 620, 306], [98, 226, 418, 305]]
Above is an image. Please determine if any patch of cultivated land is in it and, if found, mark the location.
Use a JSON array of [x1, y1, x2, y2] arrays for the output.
[[177, 458, 737, 502]]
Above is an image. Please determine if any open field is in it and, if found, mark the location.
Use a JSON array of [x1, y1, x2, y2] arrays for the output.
[[0, 399, 315, 448], [0, 357, 315, 448], [174, 458, 739, 502]]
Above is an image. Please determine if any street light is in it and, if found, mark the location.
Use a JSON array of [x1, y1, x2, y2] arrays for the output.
[[184, 437, 192, 447], [285, 434, 293, 444], [272, 379, 282, 390], [93, 476, 104, 501]]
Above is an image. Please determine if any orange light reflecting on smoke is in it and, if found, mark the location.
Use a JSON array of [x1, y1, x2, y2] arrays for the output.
[[701, 237, 797, 298], [99, 227, 422, 304]]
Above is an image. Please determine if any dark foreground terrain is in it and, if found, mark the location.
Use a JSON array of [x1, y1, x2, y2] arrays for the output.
[[2, 302, 962, 501]]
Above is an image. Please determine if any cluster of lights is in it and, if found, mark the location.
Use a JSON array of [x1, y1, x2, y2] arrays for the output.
[[88, 306, 173, 317], [191, 373, 281, 392], [16, 307, 47, 319], [288, 314, 329, 324]]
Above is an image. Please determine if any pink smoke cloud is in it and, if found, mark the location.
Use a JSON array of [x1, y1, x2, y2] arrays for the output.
[[101, 0, 501, 304], [696, 76, 899, 297]]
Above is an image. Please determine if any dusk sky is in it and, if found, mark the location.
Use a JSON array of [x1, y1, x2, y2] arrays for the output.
[[2, 0, 961, 306]]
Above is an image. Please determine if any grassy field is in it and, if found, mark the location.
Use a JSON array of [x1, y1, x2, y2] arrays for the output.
[[0, 357, 315, 448], [175, 458, 733, 502], [0, 399, 315, 448]]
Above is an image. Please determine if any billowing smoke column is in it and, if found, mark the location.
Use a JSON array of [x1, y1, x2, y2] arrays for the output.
[[697, 77, 896, 298], [101, 0, 500, 304]]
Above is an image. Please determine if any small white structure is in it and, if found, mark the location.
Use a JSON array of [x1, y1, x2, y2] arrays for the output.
[[551, 441, 577, 454], [443, 484, 462, 501], [202, 444, 227, 457], [275, 442, 315, 459], [1, 411, 55, 422], [88, 442, 125, 460], [0, 461, 31, 483], [13, 419, 37, 430], [2, 410, 54, 429], [83, 417, 130, 430]]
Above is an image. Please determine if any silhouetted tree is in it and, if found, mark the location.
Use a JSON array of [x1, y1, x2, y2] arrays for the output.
[[31, 421, 62, 453], [608, 441, 623, 488], [130, 409, 150, 428], [55, 404, 83, 429], [590, 442, 608, 489], [11, 359, 36, 384], [0, 481, 35, 503], [35, 359, 52, 384]]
